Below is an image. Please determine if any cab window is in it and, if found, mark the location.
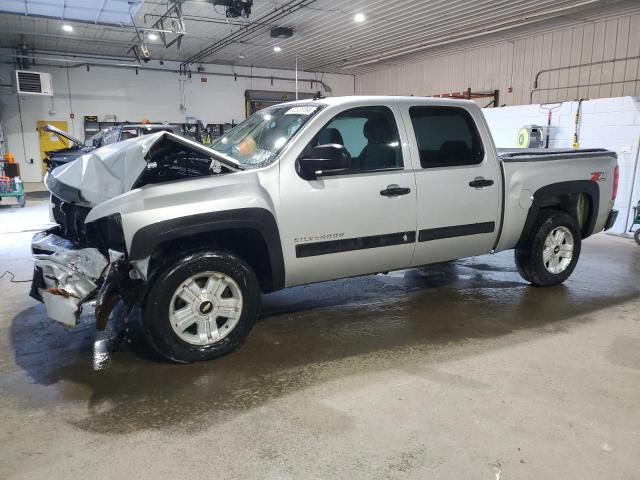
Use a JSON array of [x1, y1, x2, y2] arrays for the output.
[[409, 106, 484, 168], [120, 129, 138, 141], [310, 106, 403, 172]]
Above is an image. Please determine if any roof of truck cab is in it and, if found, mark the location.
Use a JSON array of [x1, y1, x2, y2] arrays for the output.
[[283, 95, 479, 108]]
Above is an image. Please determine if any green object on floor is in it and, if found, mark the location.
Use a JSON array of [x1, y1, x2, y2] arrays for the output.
[[0, 169, 26, 208], [630, 201, 640, 245]]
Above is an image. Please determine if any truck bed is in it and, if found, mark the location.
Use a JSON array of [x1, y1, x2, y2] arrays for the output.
[[498, 148, 614, 162]]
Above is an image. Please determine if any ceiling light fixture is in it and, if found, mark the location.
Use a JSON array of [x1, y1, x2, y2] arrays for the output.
[[273, 46, 282, 53], [147, 32, 159, 41], [62, 24, 74, 32], [354, 13, 366, 23], [239, 54, 246, 59]]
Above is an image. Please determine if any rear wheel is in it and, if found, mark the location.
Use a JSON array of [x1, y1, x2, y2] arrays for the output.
[[515, 210, 581, 286], [142, 250, 261, 363], [18, 195, 25, 207], [634, 229, 640, 246]]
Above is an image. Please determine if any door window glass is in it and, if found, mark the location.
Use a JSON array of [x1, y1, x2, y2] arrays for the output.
[[409, 106, 484, 168], [102, 128, 120, 145], [311, 106, 403, 172], [120, 129, 138, 141]]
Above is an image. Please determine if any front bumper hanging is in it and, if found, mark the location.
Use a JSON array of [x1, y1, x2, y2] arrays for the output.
[[30, 229, 108, 327]]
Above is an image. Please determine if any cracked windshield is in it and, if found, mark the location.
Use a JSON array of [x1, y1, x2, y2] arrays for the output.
[[211, 104, 321, 168]]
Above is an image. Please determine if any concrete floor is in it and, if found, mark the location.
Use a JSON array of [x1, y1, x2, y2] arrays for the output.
[[1, 194, 639, 480]]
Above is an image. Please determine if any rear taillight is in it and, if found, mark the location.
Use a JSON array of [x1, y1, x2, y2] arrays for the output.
[[612, 165, 619, 201]]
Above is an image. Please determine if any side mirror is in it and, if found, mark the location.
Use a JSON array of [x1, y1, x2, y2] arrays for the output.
[[297, 144, 351, 180]]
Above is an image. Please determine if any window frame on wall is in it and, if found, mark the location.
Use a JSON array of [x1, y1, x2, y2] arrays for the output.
[[408, 105, 485, 169]]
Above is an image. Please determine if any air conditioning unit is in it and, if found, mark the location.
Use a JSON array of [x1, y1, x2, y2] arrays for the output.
[[15, 70, 53, 96]]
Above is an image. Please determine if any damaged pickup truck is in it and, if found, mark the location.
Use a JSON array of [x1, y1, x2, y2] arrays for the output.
[[31, 96, 619, 363]]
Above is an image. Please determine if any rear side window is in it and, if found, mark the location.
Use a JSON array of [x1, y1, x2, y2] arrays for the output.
[[409, 106, 484, 168]]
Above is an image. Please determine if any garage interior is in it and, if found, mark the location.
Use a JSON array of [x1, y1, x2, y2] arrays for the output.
[[0, 1, 639, 479]]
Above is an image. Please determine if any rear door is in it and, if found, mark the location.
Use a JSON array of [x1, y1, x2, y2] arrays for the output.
[[399, 103, 501, 265]]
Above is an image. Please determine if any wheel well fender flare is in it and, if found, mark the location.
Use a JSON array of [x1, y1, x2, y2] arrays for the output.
[[128, 208, 285, 291], [518, 180, 599, 245]]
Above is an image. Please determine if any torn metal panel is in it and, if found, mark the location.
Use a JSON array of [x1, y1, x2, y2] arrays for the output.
[[32, 232, 109, 280], [32, 231, 109, 327]]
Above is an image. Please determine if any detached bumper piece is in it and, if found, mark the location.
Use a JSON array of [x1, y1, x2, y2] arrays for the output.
[[604, 209, 618, 231], [30, 230, 108, 327]]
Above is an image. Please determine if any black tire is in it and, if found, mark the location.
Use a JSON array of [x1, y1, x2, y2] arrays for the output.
[[515, 210, 582, 286], [18, 195, 25, 207], [634, 229, 640, 246], [141, 249, 261, 363]]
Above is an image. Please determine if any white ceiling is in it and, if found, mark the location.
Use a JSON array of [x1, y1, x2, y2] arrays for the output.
[[0, 0, 638, 74], [0, 0, 143, 25]]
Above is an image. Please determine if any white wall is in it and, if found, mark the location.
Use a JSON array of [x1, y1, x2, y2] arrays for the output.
[[0, 59, 354, 182], [356, 11, 640, 107], [483, 97, 640, 235]]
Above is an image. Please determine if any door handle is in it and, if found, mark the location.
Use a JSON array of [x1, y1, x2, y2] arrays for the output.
[[469, 177, 494, 189], [380, 185, 411, 197]]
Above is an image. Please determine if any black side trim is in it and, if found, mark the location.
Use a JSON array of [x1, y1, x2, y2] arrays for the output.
[[419, 222, 495, 242], [129, 208, 286, 291], [517, 180, 600, 246], [296, 231, 415, 258]]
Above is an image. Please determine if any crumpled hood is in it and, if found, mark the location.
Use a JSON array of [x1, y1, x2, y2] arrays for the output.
[[45, 131, 240, 206]]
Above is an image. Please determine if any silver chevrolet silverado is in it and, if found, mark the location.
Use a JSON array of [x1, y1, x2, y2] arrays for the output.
[[30, 96, 619, 363]]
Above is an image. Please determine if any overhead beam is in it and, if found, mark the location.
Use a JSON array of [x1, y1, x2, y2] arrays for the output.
[[0, 28, 138, 46], [180, 0, 317, 71], [95, 0, 108, 24], [0, 10, 128, 28]]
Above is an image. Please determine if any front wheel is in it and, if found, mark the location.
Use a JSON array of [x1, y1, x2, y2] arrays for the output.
[[142, 250, 261, 363], [634, 229, 640, 246], [515, 210, 582, 286]]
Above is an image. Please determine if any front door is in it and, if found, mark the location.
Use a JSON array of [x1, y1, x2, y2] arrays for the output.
[[399, 104, 501, 266], [279, 104, 417, 287], [37, 120, 69, 176]]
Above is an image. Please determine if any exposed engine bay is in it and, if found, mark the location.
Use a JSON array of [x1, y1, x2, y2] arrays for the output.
[[31, 132, 240, 329], [45, 131, 238, 206]]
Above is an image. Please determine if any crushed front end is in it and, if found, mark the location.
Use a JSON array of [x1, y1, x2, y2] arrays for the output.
[[30, 229, 109, 327], [29, 198, 135, 330], [29, 131, 240, 331]]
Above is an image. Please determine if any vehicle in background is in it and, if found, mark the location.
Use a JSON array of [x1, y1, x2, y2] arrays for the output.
[[32, 96, 619, 363], [42, 123, 183, 170], [41, 124, 92, 171]]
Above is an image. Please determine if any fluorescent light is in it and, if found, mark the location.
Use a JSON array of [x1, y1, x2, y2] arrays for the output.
[[62, 24, 73, 32], [354, 13, 366, 23], [239, 54, 246, 59], [273, 46, 282, 53], [147, 32, 159, 41]]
